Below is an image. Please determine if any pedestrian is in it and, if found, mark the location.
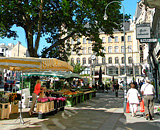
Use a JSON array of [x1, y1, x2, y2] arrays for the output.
[[127, 83, 141, 117], [29, 80, 41, 115], [114, 81, 119, 97], [140, 80, 155, 120]]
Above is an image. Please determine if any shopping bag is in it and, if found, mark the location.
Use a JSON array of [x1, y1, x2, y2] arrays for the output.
[[126, 102, 130, 113], [140, 99, 145, 112]]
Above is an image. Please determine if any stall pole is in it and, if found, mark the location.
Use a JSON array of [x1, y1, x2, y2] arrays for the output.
[[15, 71, 24, 124]]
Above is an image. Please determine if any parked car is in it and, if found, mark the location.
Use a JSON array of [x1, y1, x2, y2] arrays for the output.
[[4, 80, 15, 91]]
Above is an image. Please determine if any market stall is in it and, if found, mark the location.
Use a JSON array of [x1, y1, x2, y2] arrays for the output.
[[0, 57, 73, 123]]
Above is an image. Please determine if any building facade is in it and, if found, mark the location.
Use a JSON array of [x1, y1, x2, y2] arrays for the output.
[[142, 0, 160, 100], [69, 22, 142, 83]]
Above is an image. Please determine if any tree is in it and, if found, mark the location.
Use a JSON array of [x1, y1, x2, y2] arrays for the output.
[[0, 0, 129, 58], [71, 63, 85, 74]]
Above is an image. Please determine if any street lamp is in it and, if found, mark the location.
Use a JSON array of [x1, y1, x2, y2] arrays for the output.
[[104, 1, 127, 113], [91, 55, 96, 87], [128, 46, 134, 82]]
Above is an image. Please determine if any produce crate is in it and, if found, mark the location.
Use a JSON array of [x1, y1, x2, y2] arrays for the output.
[[0, 103, 10, 119], [36, 102, 48, 113], [10, 102, 19, 114], [50, 101, 54, 111]]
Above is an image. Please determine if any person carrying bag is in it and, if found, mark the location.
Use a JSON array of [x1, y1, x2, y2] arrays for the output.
[[140, 80, 155, 120]]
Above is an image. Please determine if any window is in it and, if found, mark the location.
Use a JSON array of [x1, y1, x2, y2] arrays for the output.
[[82, 58, 86, 64], [128, 46, 132, 52], [71, 39, 74, 44], [82, 47, 86, 54], [77, 58, 80, 64], [102, 47, 106, 53], [2, 49, 4, 52], [71, 58, 74, 64], [88, 47, 92, 54], [121, 46, 124, 53], [102, 37, 106, 43], [102, 57, 106, 64], [77, 38, 80, 43], [120, 67, 124, 75], [83, 38, 86, 44], [121, 36, 124, 42], [71, 48, 74, 54], [115, 57, 119, 64], [121, 57, 124, 64], [108, 46, 112, 53], [114, 46, 119, 53], [88, 57, 92, 64], [96, 57, 98, 64], [128, 36, 131, 41], [115, 36, 118, 42], [108, 37, 112, 43], [107, 67, 118, 75], [88, 39, 92, 44], [128, 57, 132, 64], [128, 67, 133, 75], [108, 57, 112, 64]]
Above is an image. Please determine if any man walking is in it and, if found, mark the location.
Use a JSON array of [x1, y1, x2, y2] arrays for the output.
[[140, 80, 155, 120]]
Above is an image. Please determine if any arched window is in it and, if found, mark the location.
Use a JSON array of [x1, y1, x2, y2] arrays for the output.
[[88, 47, 92, 54], [128, 57, 132, 64], [88, 57, 92, 64], [82, 47, 86, 54], [102, 57, 106, 64], [114, 46, 119, 53], [108, 37, 112, 43], [121, 46, 124, 53], [128, 45, 132, 52], [108, 57, 112, 64], [96, 57, 98, 64], [77, 58, 80, 64], [115, 57, 119, 64], [121, 57, 124, 64], [82, 57, 86, 64], [108, 46, 112, 53], [102, 47, 106, 53]]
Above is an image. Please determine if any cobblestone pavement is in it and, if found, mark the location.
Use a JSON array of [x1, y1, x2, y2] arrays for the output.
[[1, 90, 160, 130]]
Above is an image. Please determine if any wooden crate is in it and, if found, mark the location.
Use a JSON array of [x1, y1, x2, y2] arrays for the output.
[[50, 101, 54, 111], [36, 102, 49, 113], [0, 103, 10, 119], [10, 102, 19, 114], [45, 102, 50, 112]]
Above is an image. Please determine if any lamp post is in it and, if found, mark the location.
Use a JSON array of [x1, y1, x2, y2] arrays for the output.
[[104, 1, 127, 113], [91, 55, 96, 87], [128, 47, 134, 82]]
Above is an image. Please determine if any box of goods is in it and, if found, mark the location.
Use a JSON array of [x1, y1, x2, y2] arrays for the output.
[[10, 100, 19, 114], [36, 102, 48, 113], [50, 101, 54, 111], [0, 103, 10, 119]]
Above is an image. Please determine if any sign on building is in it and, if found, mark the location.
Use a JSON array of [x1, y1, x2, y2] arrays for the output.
[[136, 23, 150, 39], [139, 38, 157, 43]]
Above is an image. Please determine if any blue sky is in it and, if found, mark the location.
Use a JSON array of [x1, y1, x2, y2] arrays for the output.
[[0, 0, 138, 55]]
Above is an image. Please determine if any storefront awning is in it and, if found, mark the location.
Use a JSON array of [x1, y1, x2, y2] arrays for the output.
[[0, 57, 73, 72]]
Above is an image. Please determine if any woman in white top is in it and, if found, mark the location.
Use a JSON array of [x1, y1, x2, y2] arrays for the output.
[[127, 83, 141, 117]]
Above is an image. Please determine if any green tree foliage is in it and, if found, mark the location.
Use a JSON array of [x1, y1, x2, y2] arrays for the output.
[[0, 0, 130, 59], [71, 63, 85, 74]]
